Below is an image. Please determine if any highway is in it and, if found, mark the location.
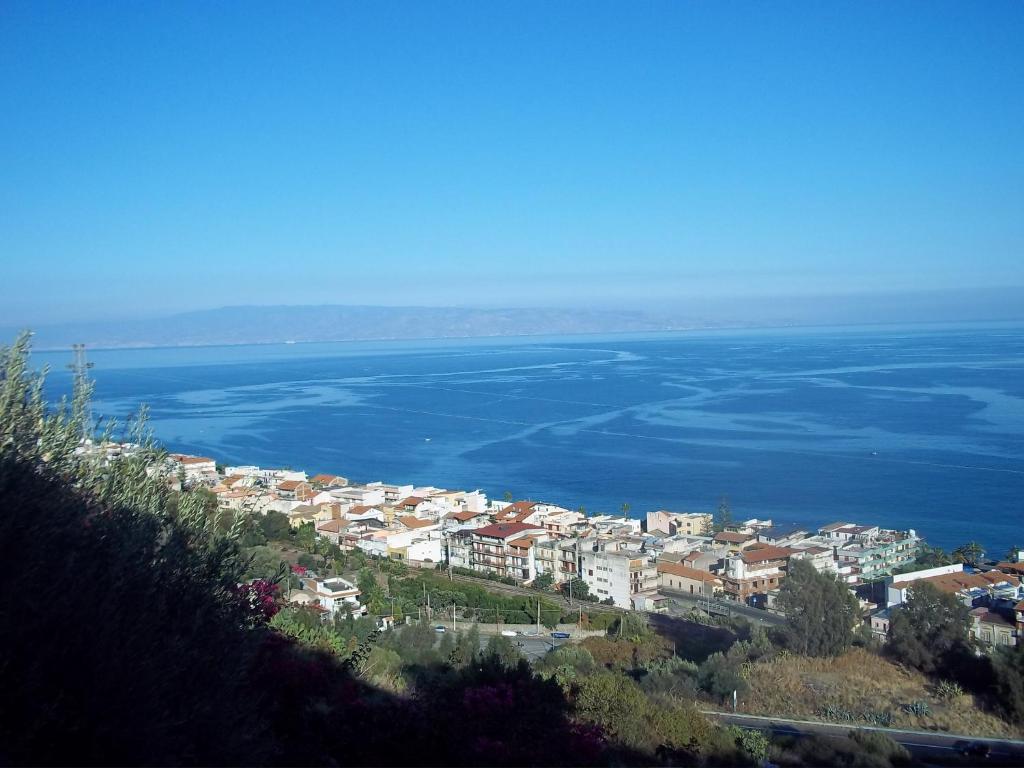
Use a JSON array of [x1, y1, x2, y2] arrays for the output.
[[703, 710, 1024, 762]]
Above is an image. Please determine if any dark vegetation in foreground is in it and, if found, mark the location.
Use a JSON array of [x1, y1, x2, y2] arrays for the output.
[[2, 332, 1024, 766]]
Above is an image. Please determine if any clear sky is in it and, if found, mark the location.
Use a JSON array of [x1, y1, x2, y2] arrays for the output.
[[1, 1, 1022, 325]]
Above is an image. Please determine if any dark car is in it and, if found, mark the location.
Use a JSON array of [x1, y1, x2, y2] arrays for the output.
[[955, 740, 990, 759]]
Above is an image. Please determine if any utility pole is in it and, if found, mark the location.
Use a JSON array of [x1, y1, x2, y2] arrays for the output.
[[536, 598, 541, 636], [67, 343, 94, 439]]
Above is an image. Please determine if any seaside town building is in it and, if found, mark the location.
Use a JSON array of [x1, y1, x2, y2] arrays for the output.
[[147, 450, 965, 627]]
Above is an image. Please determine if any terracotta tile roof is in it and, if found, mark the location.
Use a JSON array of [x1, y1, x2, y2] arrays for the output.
[[741, 545, 795, 563], [310, 473, 345, 485], [715, 531, 753, 544], [277, 480, 308, 491], [910, 570, 1019, 594], [317, 520, 349, 533], [178, 455, 214, 465], [398, 515, 435, 529], [508, 537, 534, 549], [658, 561, 720, 583], [347, 505, 378, 516], [449, 510, 483, 521], [399, 496, 426, 507], [970, 608, 1015, 627]]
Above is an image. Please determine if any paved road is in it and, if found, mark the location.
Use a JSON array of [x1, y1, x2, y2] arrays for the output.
[[661, 589, 788, 627], [703, 710, 1024, 761]]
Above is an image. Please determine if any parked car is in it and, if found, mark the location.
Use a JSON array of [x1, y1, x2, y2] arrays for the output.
[[500, 630, 518, 637], [433, 625, 446, 633], [550, 631, 571, 639]]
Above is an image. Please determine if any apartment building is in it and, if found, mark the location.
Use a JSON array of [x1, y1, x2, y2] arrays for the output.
[[579, 543, 658, 607], [645, 510, 713, 536], [468, 522, 547, 582], [720, 545, 795, 602]]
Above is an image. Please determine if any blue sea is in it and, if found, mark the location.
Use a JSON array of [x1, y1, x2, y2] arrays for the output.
[[36, 322, 1024, 555]]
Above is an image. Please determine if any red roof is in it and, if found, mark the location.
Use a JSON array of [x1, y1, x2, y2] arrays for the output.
[[399, 496, 426, 507], [277, 480, 309, 491], [658, 562, 720, 583], [741, 545, 795, 563], [449, 510, 483, 521], [317, 520, 349, 533], [714, 531, 753, 544], [473, 522, 542, 540]]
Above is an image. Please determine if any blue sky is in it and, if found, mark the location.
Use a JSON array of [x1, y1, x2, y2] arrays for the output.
[[1, 1, 1022, 324]]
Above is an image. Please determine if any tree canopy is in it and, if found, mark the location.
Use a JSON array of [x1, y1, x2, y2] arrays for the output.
[[776, 558, 860, 657], [887, 581, 971, 675]]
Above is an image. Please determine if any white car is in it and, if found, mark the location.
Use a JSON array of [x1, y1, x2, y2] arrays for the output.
[[500, 630, 518, 637]]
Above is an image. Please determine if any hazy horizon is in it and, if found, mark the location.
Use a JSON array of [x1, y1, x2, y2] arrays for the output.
[[2, 3, 1022, 326]]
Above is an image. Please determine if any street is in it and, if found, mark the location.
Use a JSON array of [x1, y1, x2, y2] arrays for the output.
[[703, 710, 1024, 762]]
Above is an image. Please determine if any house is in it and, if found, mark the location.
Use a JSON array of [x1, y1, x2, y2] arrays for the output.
[[790, 545, 837, 573], [276, 480, 314, 502], [364, 482, 415, 505], [302, 576, 364, 617], [970, 608, 1017, 648], [757, 525, 809, 547], [446, 529, 473, 570], [631, 593, 671, 612], [869, 607, 892, 641], [657, 561, 722, 597], [316, 519, 350, 545], [309, 473, 348, 488], [396, 515, 439, 533], [468, 522, 548, 582], [331, 486, 387, 507], [887, 564, 1022, 608], [720, 545, 795, 602], [713, 530, 756, 553], [443, 510, 490, 531], [167, 454, 218, 484], [287, 504, 319, 528], [579, 541, 658, 607], [646, 510, 713, 537]]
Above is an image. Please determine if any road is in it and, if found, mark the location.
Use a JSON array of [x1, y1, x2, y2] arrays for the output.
[[661, 588, 788, 627], [703, 710, 1024, 762]]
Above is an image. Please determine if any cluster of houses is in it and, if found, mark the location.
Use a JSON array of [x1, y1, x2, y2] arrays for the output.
[[159, 450, 1024, 649]]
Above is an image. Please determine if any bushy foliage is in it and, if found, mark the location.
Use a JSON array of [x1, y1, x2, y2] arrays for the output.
[[777, 558, 860, 657], [992, 641, 1024, 724], [698, 651, 749, 702], [886, 581, 971, 675], [573, 672, 711, 759]]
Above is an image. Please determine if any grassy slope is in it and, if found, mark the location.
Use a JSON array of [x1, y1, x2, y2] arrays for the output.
[[743, 647, 1021, 739]]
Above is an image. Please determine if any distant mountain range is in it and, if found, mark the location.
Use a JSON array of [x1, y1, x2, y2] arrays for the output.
[[9, 305, 721, 350], [8, 286, 1023, 350]]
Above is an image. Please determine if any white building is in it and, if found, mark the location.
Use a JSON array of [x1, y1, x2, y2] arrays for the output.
[[579, 541, 658, 607]]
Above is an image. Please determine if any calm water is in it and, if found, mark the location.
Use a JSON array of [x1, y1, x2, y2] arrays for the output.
[[37, 323, 1024, 554]]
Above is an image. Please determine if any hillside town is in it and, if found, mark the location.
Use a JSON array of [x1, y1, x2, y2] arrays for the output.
[[130, 446, 1024, 651]]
